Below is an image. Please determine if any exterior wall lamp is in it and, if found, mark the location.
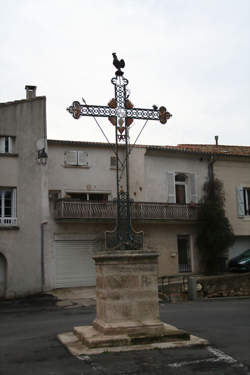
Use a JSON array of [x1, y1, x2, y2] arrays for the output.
[[37, 148, 48, 165]]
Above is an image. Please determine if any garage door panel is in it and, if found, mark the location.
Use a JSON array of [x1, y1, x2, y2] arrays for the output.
[[55, 240, 96, 288]]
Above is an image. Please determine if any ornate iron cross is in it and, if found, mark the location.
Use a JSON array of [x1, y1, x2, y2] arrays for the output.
[[67, 53, 172, 250]]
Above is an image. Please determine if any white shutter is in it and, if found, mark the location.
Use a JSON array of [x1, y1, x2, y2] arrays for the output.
[[167, 172, 176, 203], [189, 173, 197, 203], [8, 137, 13, 153], [0, 137, 5, 153], [65, 151, 77, 165], [78, 151, 88, 166], [236, 187, 245, 217]]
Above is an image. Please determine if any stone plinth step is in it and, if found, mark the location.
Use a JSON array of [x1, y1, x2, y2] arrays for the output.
[[58, 323, 208, 356]]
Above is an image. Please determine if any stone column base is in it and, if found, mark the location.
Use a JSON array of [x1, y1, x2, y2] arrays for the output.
[[58, 250, 208, 354]]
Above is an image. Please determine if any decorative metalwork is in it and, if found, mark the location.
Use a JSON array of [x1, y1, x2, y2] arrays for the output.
[[67, 53, 172, 250]]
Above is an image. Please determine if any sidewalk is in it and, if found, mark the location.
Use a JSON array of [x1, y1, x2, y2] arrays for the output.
[[48, 286, 96, 308]]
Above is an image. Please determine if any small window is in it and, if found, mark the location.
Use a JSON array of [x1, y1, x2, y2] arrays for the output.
[[64, 151, 88, 166], [110, 156, 117, 168], [0, 136, 15, 153], [0, 188, 17, 225]]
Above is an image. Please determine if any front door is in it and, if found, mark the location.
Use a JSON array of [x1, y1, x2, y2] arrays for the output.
[[177, 235, 191, 272]]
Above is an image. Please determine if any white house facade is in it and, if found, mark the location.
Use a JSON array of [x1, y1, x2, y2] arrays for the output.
[[1, 89, 250, 298]]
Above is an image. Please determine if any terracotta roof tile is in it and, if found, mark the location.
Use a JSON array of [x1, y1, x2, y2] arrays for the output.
[[176, 144, 250, 156]]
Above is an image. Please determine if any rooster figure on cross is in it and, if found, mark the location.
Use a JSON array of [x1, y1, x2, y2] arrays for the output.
[[112, 53, 125, 76]]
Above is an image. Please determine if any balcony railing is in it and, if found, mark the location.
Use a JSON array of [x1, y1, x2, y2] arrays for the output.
[[0, 217, 17, 226], [55, 199, 199, 222]]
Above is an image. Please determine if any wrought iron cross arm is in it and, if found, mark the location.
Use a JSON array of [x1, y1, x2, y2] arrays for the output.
[[126, 106, 172, 124], [68, 101, 172, 125], [67, 101, 115, 120]]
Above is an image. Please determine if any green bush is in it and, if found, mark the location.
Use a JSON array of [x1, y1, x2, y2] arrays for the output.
[[196, 178, 234, 274]]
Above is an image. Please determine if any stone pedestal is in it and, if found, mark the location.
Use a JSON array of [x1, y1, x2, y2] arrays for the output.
[[93, 250, 163, 336], [58, 250, 208, 355]]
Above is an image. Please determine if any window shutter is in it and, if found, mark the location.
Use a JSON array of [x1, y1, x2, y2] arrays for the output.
[[0, 137, 5, 153], [167, 172, 176, 203], [189, 173, 197, 203], [236, 187, 245, 217], [8, 137, 13, 153], [78, 151, 88, 166], [65, 151, 78, 165]]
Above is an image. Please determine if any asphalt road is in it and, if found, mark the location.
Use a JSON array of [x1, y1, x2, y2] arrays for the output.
[[0, 296, 249, 375]]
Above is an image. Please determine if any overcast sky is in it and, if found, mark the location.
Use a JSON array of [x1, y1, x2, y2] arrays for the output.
[[1, 0, 249, 146]]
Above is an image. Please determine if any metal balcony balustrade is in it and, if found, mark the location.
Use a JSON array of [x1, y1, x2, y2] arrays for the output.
[[0, 217, 17, 226], [54, 199, 199, 221]]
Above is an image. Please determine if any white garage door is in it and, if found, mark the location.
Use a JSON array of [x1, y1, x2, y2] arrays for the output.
[[55, 240, 96, 288]]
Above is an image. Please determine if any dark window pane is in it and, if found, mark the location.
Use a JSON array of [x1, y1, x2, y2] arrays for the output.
[[5, 137, 9, 152], [175, 173, 186, 182], [178, 236, 191, 272], [67, 193, 87, 200], [4, 191, 12, 217], [89, 193, 108, 202], [175, 185, 186, 204]]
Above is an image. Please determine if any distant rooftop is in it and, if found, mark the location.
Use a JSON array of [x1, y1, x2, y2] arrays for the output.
[[48, 139, 250, 157]]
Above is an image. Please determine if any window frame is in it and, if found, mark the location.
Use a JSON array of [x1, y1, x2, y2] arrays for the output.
[[64, 150, 89, 167], [0, 136, 15, 153], [0, 188, 17, 226]]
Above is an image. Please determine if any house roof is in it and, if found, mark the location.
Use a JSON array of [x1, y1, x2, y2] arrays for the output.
[[147, 144, 250, 157], [177, 144, 250, 156], [48, 139, 250, 157], [0, 96, 46, 108]]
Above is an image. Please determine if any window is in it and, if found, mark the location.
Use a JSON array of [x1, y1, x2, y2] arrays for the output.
[[177, 235, 192, 272], [167, 172, 197, 204], [64, 151, 88, 166], [175, 174, 187, 204], [0, 188, 17, 225], [0, 136, 15, 153], [110, 156, 117, 168], [237, 187, 250, 216]]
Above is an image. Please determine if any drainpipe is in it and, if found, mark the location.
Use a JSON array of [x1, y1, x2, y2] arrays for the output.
[[41, 221, 48, 292]]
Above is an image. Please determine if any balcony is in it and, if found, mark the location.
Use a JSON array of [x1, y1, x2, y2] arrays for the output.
[[0, 217, 17, 227], [54, 199, 199, 222]]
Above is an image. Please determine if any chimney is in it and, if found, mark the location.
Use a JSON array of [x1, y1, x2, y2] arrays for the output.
[[25, 85, 37, 99], [215, 135, 219, 146]]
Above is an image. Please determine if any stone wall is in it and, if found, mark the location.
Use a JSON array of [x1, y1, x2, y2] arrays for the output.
[[197, 273, 250, 298]]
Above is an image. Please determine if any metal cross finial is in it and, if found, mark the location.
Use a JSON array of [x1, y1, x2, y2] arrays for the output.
[[67, 54, 172, 250]]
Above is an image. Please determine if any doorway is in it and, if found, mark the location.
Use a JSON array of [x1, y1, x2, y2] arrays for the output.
[[177, 235, 192, 272]]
